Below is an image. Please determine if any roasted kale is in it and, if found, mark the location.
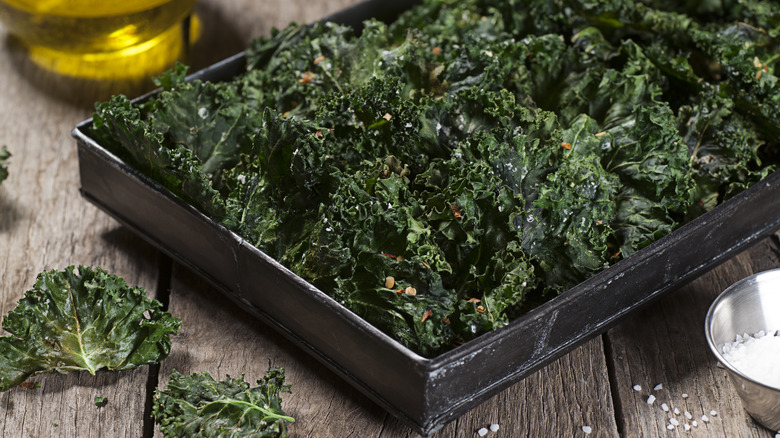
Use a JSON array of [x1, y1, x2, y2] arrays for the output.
[[153, 368, 294, 438], [0, 146, 9, 186], [91, 0, 780, 356], [0, 266, 180, 391]]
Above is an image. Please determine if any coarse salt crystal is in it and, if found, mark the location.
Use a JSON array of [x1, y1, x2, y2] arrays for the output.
[[654, 383, 663, 391], [647, 395, 656, 405], [582, 425, 592, 434], [666, 425, 674, 430], [673, 408, 680, 415], [692, 420, 698, 427], [661, 403, 669, 412], [684, 424, 691, 431], [684, 411, 692, 420], [682, 393, 689, 398], [633, 384, 642, 391], [702, 415, 710, 422], [721, 330, 780, 388], [670, 418, 680, 426], [490, 424, 499, 432], [478, 427, 488, 436], [710, 410, 718, 416]]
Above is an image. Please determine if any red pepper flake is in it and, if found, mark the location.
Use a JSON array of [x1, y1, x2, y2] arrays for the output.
[[432, 47, 442, 55], [313, 55, 326, 65], [299, 71, 315, 83], [561, 142, 572, 150], [476, 305, 485, 314], [393, 288, 405, 294], [383, 113, 393, 121], [611, 251, 621, 260], [756, 70, 763, 81], [594, 131, 606, 137], [381, 252, 404, 262], [404, 286, 417, 296], [450, 203, 463, 219], [315, 129, 323, 138], [467, 298, 481, 303], [20, 381, 37, 389], [421, 261, 431, 269], [421, 309, 433, 322], [441, 317, 451, 324]]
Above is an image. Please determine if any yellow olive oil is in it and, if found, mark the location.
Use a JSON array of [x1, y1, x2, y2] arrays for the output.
[[0, 0, 198, 79]]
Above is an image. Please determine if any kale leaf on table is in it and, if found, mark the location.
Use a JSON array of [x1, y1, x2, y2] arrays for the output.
[[0, 266, 180, 391], [153, 367, 294, 438], [0, 146, 10, 186], [90, 0, 780, 356]]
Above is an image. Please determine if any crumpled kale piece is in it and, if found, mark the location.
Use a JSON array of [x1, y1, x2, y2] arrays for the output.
[[0, 266, 180, 391], [153, 367, 294, 438], [0, 146, 9, 186]]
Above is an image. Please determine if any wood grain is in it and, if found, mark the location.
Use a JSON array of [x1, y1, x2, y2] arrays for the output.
[[606, 237, 780, 438]]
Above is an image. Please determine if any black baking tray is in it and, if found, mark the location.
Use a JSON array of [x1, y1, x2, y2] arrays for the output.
[[72, 0, 780, 435]]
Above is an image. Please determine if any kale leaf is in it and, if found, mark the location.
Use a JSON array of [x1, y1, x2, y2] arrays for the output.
[[0, 146, 9, 186], [0, 266, 180, 391], [153, 367, 294, 438]]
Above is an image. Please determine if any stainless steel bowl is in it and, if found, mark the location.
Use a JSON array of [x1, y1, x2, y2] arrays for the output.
[[705, 269, 780, 431]]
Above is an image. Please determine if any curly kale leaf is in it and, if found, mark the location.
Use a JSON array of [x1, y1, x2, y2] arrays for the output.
[[0, 146, 9, 186], [0, 266, 180, 391], [91, 94, 232, 226], [690, 23, 780, 137], [679, 85, 775, 215], [564, 103, 694, 257], [153, 367, 294, 438], [148, 79, 254, 176]]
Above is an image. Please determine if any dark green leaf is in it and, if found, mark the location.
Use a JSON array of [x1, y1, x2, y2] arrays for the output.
[[0, 145, 9, 186], [153, 367, 294, 438], [0, 266, 180, 391]]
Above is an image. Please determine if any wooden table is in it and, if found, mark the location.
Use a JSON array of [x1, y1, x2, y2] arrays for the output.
[[0, 1, 778, 436]]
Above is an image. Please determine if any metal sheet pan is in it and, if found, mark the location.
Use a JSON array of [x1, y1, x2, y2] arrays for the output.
[[72, 0, 780, 434]]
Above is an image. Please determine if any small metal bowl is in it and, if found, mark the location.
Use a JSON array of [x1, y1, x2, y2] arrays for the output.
[[705, 269, 780, 431]]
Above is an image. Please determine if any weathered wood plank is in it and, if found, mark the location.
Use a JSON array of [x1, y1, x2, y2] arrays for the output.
[[606, 237, 780, 438]]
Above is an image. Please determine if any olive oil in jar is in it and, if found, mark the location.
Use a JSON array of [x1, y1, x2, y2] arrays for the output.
[[0, 0, 198, 79]]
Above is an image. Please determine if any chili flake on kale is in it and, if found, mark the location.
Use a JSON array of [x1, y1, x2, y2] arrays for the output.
[[90, 0, 780, 357]]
